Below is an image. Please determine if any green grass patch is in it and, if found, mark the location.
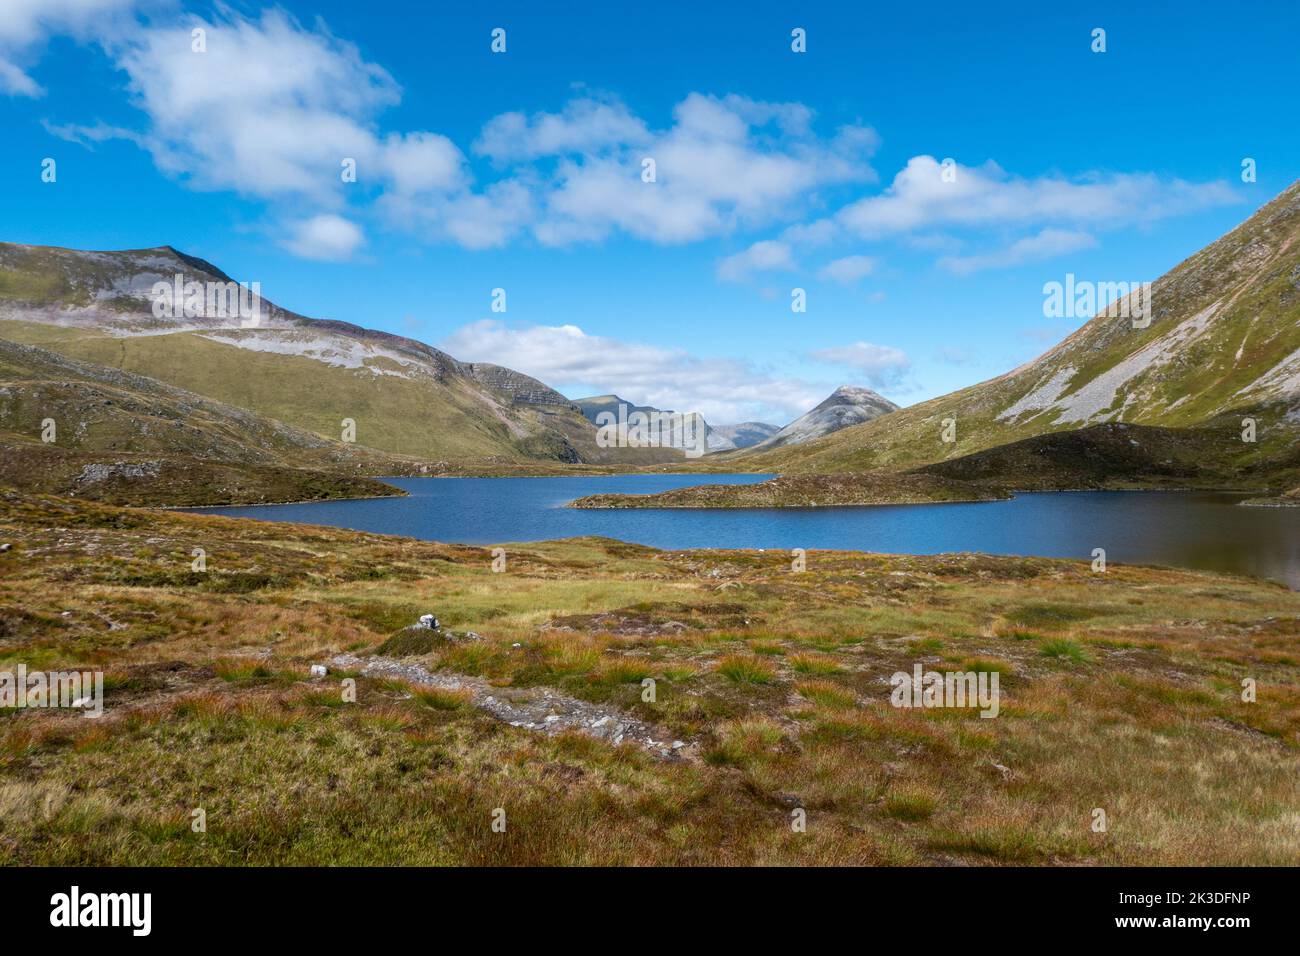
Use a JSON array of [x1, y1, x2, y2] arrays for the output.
[[375, 628, 440, 657], [883, 787, 938, 822], [1005, 603, 1106, 629], [714, 655, 777, 684], [1039, 639, 1091, 663], [795, 680, 857, 709], [411, 686, 471, 710], [789, 653, 843, 675]]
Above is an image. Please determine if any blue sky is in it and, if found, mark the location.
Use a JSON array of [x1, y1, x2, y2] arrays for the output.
[[2, 0, 1297, 424]]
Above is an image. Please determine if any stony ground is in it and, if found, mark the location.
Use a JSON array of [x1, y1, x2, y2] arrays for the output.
[[333, 652, 693, 759]]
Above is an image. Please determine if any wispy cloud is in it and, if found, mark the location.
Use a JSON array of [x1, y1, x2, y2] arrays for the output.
[[0, 0, 137, 97], [57, 7, 879, 258], [808, 341, 912, 389], [281, 214, 364, 261], [717, 240, 796, 282], [42, 118, 143, 148], [833, 156, 1240, 238], [818, 254, 878, 284], [938, 227, 1097, 275]]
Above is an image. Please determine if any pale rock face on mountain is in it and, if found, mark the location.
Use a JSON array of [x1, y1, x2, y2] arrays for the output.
[[983, 182, 1300, 433], [0, 243, 500, 386], [951, 181, 1300, 437], [461, 363, 575, 407], [755, 386, 899, 449]]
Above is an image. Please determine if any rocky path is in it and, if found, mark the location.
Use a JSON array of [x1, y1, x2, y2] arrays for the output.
[[331, 654, 695, 761]]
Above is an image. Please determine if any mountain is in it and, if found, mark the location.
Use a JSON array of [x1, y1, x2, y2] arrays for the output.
[[0, 336, 406, 505], [749, 386, 898, 450], [709, 421, 780, 449], [737, 179, 1300, 479], [0, 243, 661, 466], [573, 394, 730, 454]]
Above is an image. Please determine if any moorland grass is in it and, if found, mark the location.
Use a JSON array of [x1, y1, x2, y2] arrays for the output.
[[1, 492, 1298, 866]]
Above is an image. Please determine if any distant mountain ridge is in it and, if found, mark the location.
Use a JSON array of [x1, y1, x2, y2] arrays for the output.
[[710, 421, 780, 449], [573, 394, 736, 453]]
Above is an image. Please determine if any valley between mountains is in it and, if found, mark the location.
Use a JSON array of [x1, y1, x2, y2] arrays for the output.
[[2, 184, 1299, 869], [5, 180, 1300, 509]]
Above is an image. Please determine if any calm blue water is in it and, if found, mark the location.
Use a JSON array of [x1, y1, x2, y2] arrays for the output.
[[185, 475, 1300, 588]]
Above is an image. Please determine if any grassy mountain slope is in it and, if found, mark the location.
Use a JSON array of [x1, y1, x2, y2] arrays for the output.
[[0, 337, 405, 505], [917, 420, 1300, 491], [0, 243, 664, 466], [732, 180, 1300, 481]]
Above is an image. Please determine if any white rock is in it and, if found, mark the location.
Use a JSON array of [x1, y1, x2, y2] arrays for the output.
[[310, 664, 328, 677]]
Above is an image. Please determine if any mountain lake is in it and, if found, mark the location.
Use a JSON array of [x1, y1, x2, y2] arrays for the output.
[[184, 474, 1300, 589]]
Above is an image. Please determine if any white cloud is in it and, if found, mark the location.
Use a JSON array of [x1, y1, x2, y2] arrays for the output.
[[80, 10, 874, 256], [282, 214, 364, 261], [0, 56, 40, 96], [431, 180, 536, 250], [0, 0, 137, 96], [762, 155, 1238, 275], [98, 9, 535, 256], [115, 9, 404, 197], [42, 119, 143, 148], [509, 93, 879, 245], [818, 254, 878, 284], [905, 233, 964, 253], [938, 228, 1098, 275], [30, 6, 1238, 279], [808, 341, 912, 389], [834, 155, 1239, 238], [474, 97, 650, 163], [717, 240, 796, 282], [377, 131, 466, 195], [440, 319, 827, 424]]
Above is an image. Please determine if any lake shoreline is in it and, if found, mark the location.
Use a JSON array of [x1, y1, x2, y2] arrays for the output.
[[178, 477, 1300, 589]]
